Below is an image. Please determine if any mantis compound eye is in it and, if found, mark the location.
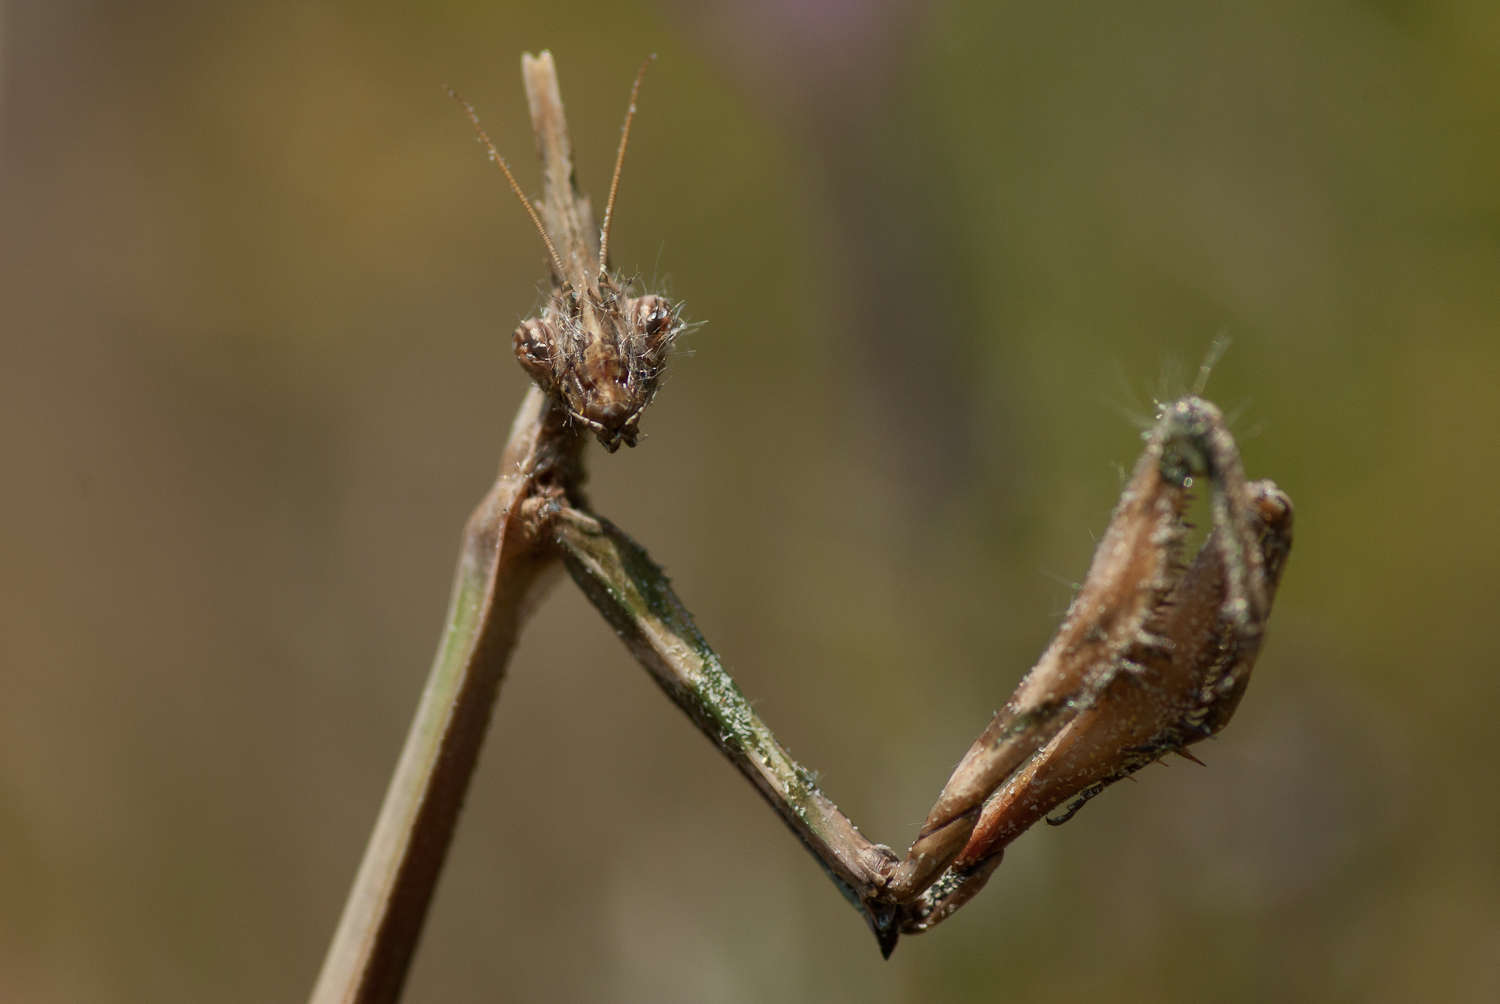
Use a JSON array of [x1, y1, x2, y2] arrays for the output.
[[512, 318, 559, 391], [633, 296, 675, 348], [627, 296, 678, 386], [644, 304, 671, 334]]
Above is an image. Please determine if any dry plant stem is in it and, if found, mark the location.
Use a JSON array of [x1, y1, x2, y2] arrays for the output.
[[310, 389, 582, 1004], [554, 507, 905, 952]]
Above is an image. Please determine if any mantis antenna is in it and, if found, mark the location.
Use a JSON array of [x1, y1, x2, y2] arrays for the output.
[[597, 54, 655, 275], [448, 86, 568, 283]]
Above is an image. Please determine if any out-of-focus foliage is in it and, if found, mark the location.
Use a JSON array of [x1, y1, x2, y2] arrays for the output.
[[2, 2, 1496, 1001]]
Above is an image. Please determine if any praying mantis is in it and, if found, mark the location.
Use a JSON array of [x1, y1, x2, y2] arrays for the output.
[[311, 51, 1293, 1001]]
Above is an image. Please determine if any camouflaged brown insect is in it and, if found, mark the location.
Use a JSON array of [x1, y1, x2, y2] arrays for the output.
[[452, 56, 679, 451]]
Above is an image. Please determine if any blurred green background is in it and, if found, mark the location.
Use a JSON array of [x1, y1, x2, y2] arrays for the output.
[[3, 1, 1497, 1001]]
